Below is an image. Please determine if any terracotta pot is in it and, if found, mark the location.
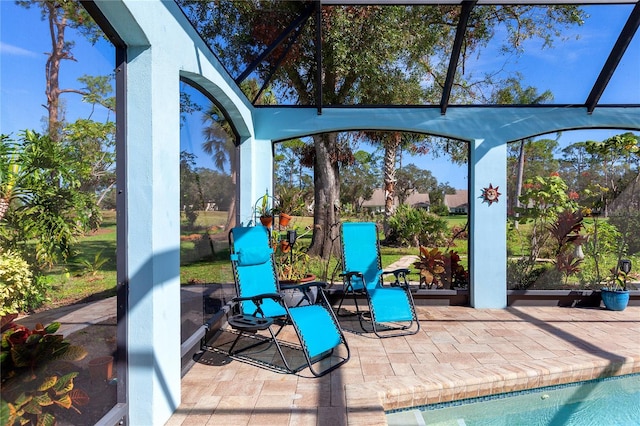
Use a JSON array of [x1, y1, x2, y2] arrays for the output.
[[279, 213, 292, 227], [259, 216, 273, 227], [280, 240, 291, 253], [88, 356, 113, 382]]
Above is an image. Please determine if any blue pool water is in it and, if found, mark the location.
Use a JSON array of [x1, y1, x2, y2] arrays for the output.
[[386, 373, 640, 426]]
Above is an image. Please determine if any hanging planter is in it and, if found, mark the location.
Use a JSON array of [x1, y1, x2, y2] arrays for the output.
[[279, 212, 292, 227], [280, 240, 291, 253], [259, 216, 273, 227]]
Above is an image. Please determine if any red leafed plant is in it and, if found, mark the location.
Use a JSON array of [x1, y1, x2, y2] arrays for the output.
[[548, 210, 586, 282], [548, 209, 585, 255], [413, 246, 469, 289], [1, 314, 89, 426]]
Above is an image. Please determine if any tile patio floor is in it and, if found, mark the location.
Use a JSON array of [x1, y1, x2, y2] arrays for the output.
[[166, 304, 640, 426]]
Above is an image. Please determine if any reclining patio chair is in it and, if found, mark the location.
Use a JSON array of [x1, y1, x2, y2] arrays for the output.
[[225, 226, 349, 377], [337, 222, 420, 338]]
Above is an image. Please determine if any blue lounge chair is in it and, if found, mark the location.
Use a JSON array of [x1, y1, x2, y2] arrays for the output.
[[226, 226, 349, 377], [337, 222, 420, 338]]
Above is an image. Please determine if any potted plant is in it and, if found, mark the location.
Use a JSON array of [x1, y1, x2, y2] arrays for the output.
[[273, 228, 317, 306], [256, 192, 273, 227], [277, 249, 313, 283], [274, 187, 306, 228], [278, 211, 293, 228], [601, 259, 631, 311]]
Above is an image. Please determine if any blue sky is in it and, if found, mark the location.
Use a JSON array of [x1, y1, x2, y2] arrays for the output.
[[2, 2, 638, 190]]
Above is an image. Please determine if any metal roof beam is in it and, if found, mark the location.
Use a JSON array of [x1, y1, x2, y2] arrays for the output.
[[585, 1, 640, 113], [235, 2, 315, 84], [252, 16, 310, 104], [321, 1, 637, 5], [440, 0, 476, 115]]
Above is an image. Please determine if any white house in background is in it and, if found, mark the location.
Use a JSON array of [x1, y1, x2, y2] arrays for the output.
[[361, 188, 430, 213], [444, 190, 469, 214]]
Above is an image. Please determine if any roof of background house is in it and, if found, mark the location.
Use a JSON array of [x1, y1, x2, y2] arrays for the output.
[[361, 188, 430, 207], [444, 190, 469, 208], [406, 191, 430, 206], [361, 188, 387, 207]]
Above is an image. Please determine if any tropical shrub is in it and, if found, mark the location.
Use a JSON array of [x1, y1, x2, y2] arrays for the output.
[[0, 251, 50, 315], [1, 131, 101, 268], [386, 205, 448, 247]]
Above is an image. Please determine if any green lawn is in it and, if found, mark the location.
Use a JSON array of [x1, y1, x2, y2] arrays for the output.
[[37, 210, 639, 310], [40, 212, 469, 308]]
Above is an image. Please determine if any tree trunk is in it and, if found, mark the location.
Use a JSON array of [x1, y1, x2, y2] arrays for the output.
[[0, 198, 9, 223], [225, 169, 237, 231], [45, 1, 70, 142], [514, 139, 526, 229], [307, 133, 341, 259], [382, 133, 401, 235]]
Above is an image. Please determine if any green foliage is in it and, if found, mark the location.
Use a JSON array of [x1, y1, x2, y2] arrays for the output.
[[582, 219, 621, 285], [609, 211, 640, 255], [256, 192, 272, 217], [0, 251, 32, 316], [74, 250, 109, 277], [0, 316, 89, 426], [507, 258, 538, 290], [339, 150, 380, 213], [180, 151, 202, 229], [274, 139, 313, 211], [0, 251, 51, 316], [273, 228, 312, 282], [513, 174, 579, 264], [516, 174, 579, 222], [0, 131, 101, 267], [64, 118, 116, 206], [275, 186, 307, 216], [430, 203, 450, 217], [386, 205, 448, 247], [395, 164, 437, 205]]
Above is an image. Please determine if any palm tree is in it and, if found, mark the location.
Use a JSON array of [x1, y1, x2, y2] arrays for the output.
[[200, 80, 277, 230], [201, 105, 237, 230]]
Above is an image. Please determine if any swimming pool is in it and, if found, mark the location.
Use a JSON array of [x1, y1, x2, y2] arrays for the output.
[[386, 373, 640, 426]]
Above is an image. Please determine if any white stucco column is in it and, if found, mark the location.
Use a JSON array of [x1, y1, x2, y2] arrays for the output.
[[239, 136, 274, 226], [125, 45, 181, 424], [469, 137, 508, 308]]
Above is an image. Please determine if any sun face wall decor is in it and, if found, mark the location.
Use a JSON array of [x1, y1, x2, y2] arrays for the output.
[[481, 183, 501, 205]]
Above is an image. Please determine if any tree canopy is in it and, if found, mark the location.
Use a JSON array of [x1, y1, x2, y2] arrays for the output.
[[178, 1, 585, 257]]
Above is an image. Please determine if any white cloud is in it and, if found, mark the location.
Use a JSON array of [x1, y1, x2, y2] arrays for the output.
[[0, 42, 39, 58]]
